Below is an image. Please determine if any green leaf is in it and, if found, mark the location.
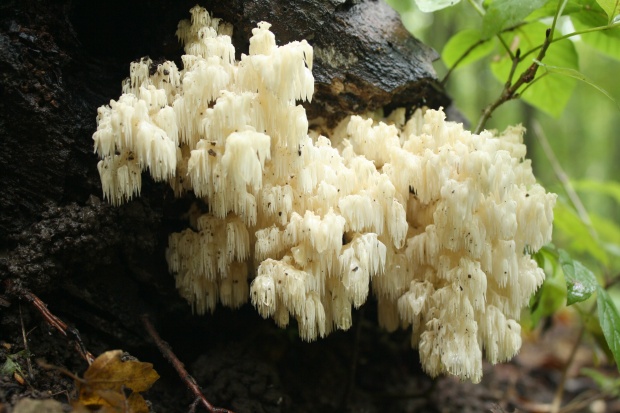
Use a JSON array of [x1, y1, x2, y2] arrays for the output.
[[528, 0, 594, 20], [527, 245, 562, 330], [414, 0, 463, 12], [572, 179, 620, 204], [529, 270, 567, 327], [597, 287, 620, 368], [590, 214, 620, 258], [572, 8, 620, 60], [558, 249, 598, 305], [442, 29, 495, 68], [482, 0, 551, 39], [534, 244, 560, 271], [570, 180, 620, 253], [581, 367, 620, 396], [0, 357, 20, 376], [533, 60, 620, 108], [596, 0, 620, 22], [553, 200, 609, 265], [386, 0, 415, 13], [490, 22, 579, 117], [0, 350, 28, 376]]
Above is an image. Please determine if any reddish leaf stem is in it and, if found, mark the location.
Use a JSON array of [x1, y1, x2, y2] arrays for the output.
[[141, 314, 236, 413], [5, 280, 95, 364], [474, 27, 554, 134]]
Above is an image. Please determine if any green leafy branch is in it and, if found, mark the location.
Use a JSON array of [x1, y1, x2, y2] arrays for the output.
[[439, 0, 620, 131], [473, 25, 555, 133], [469, 0, 567, 132]]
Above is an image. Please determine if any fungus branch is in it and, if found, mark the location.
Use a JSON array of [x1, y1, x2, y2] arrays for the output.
[[94, 6, 557, 383]]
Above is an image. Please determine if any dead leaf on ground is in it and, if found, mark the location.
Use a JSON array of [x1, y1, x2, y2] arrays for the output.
[[74, 350, 159, 413]]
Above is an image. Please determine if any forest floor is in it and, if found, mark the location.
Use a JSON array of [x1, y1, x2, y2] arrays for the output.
[[1, 297, 619, 413]]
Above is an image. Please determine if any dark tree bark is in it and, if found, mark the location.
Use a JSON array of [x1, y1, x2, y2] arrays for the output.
[[0, 1, 450, 411]]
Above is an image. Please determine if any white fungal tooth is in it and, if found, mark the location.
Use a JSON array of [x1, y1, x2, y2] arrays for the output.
[[94, 5, 557, 383]]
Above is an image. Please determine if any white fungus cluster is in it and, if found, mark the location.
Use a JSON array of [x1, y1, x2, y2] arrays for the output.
[[93, 6, 557, 382]]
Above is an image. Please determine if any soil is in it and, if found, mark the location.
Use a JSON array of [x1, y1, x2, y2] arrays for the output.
[[2, 299, 619, 412]]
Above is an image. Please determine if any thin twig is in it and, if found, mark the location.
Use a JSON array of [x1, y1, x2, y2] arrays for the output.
[[26, 291, 94, 364], [445, 0, 514, 86], [467, 0, 485, 16], [550, 324, 585, 413], [442, 21, 529, 86], [5, 281, 95, 364], [520, 22, 620, 61], [37, 358, 87, 384], [141, 314, 236, 413], [559, 389, 605, 413], [19, 304, 34, 380], [441, 38, 489, 86], [466, 0, 516, 60], [496, 33, 515, 61], [474, 27, 553, 133], [532, 121, 597, 240], [505, 48, 521, 88], [514, 71, 548, 97], [189, 397, 201, 413]]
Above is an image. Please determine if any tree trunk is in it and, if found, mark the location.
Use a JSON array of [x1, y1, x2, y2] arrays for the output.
[[0, 1, 450, 411]]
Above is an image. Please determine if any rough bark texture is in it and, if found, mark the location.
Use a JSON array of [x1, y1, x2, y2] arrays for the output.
[[0, 1, 454, 411]]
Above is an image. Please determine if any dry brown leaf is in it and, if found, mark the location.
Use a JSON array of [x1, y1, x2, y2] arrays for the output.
[[126, 392, 150, 413], [76, 350, 159, 413]]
